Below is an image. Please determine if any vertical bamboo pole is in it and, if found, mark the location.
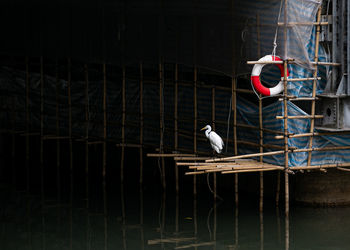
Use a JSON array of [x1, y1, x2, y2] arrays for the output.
[[40, 56, 44, 201], [212, 86, 217, 201], [283, 0, 290, 218], [25, 56, 30, 192], [232, 77, 238, 205], [102, 63, 108, 250], [159, 62, 166, 189], [84, 64, 89, 208], [121, 182, 127, 250], [175, 64, 179, 194], [307, 7, 322, 166], [276, 172, 281, 206], [193, 67, 198, 196], [257, 12, 264, 213], [121, 66, 126, 183], [55, 61, 61, 203], [139, 62, 144, 186], [67, 58, 73, 204]]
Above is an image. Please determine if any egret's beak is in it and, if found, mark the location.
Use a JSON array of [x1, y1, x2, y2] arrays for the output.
[[200, 126, 206, 131]]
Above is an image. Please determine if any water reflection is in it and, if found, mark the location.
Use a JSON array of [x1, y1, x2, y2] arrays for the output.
[[2, 174, 350, 249]]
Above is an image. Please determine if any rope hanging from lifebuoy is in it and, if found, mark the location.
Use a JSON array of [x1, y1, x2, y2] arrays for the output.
[[251, 55, 289, 96]]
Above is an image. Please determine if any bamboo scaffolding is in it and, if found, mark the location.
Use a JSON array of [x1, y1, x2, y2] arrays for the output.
[[275, 131, 350, 139], [121, 66, 126, 183], [277, 21, 329, 26], [247, 60, 339, 66], [174, 156, 211, 161], [84, 63, 89, 208], [307, 8, 322, 167], [147, 153, 196, 157], [286, 77, 321, 82], [140, 62, 144, 185]]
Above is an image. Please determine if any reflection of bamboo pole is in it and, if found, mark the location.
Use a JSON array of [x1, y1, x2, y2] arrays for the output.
[[102, 63, 108, 250], [56, 61, 61, 203], [140, 187, 145, 250], [25, 56, 30, 192], [140, 62, 144, 185], [11, 97, 16, 189], [276, 172, 280, 206], [40, 56, 44, 200], [175, 64, 179, 194], [307, 7, 322, 167], [260, 212, 264, 250], [121, 182, 127, 250], [121, 66, 126, 183], [67, 58, 73, 205], [84, 64, 89, 208]]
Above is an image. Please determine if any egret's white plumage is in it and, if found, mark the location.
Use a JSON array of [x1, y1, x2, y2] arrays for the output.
[[201, 125, 224, 154]]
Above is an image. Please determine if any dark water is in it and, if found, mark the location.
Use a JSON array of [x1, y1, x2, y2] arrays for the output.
[[2, 170, 350, 250]]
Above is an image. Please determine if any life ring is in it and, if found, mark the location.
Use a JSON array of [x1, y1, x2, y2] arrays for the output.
[[251, 55, 289, 96]]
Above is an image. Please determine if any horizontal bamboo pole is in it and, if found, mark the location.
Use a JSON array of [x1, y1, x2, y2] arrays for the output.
[[286, 77, 321, 82], [174, 241, 215, 249], [278, 21, 329, 26], [276, 115, 323, 119], [206, 150, 285, 162], [247, 60, 339, 66], [292, 162, 350, 170], [278, 97, 319, 101], [147, 153, 196, 157], [174, 157, 211, 161], [337, 167, 350, 172], [222, 167, 281, 174], [42, 136, 70, 140], [116, 143, 142, 148], [185, 171, 206, 175], [275, 132, 350, 139], [148, 237, 196, 245]]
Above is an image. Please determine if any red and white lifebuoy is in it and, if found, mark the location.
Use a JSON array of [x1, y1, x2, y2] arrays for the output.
[[251, 55, 289, 96]]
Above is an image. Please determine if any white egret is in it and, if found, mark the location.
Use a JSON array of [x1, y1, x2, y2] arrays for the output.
[[200, 125, 224, 154]]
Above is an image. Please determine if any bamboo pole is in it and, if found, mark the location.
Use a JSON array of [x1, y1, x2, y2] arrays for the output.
[[193, 66, 198, 196], [40, 56, 44, 201], [282, 0, 290, 218], [159, 62, 166, 189], [25, 56, 30, 192], [68, 58, 73, 204], [257, 12, 264, 213], [140, 186, 145, 250], [307, 7, 322, 167], [148, 153, 196, 157], [212, 85, 216, 200], [121, 66, 126, 183], [56, 61, 61, 203], [175, 63, 179, 193], [276, 171, 281, 206], [140, 62, 144, 186], [276, 115, 323, 119], [232, 76, 238, 206], [221, 167, 281, 174]]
